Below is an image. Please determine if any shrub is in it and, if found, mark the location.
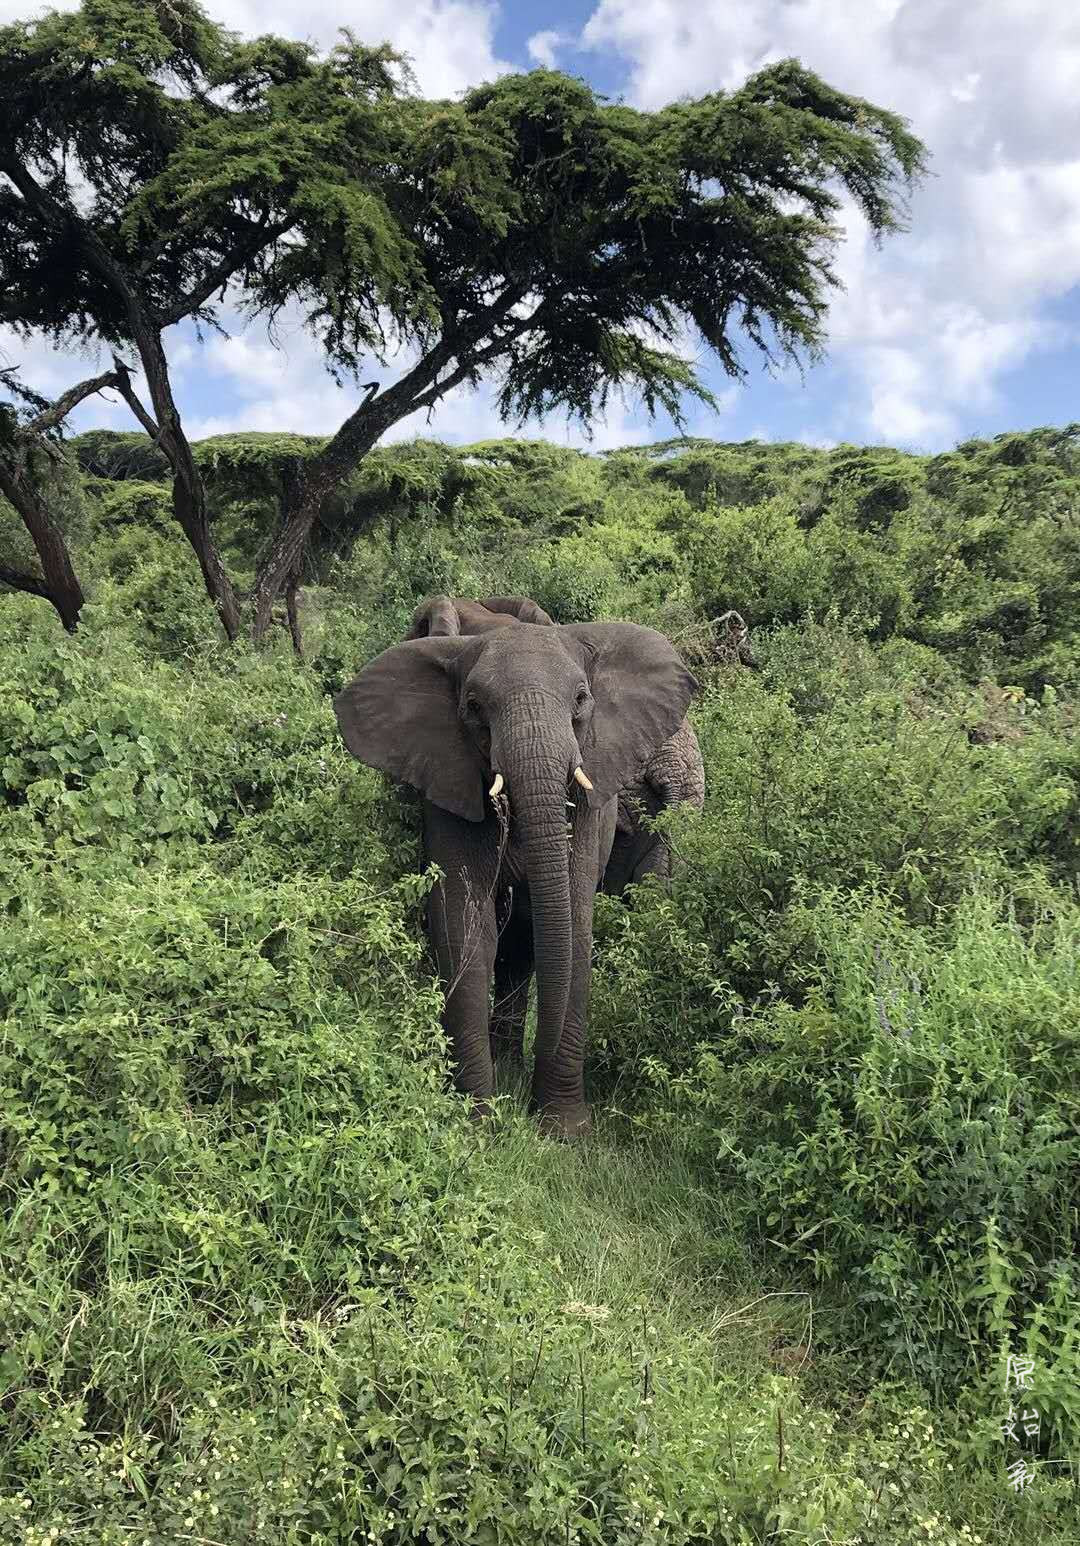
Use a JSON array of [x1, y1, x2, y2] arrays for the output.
[[591, 626, 1078, 1086], [2, 610, 1019, 1545], [5, 425, 1080, 1540], [635, 886, 1080, 1459]]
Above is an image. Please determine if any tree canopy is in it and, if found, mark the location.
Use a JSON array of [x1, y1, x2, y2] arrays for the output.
[[1, 0, 927, 640]]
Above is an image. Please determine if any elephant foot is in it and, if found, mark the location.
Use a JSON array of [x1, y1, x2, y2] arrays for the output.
[[532, 1101, 593, 1142]]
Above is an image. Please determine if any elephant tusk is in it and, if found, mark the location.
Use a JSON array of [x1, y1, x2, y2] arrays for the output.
[[573, 767, 594, 791], [489, 773, 505, 800]]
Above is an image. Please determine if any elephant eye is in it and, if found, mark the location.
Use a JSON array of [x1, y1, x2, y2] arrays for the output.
[[465, 693, 482, 716], [574, 685, 589, 709]]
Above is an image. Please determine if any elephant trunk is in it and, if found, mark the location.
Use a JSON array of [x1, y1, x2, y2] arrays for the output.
[[496, 703, 577, 1065]]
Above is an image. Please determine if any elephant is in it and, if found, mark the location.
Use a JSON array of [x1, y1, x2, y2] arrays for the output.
[[600, 610, 764, 890], [403, 594, 706, 897], [602, 716, 706, 894], [334, 620, 697, 1138], [405, 594, 555, 638]]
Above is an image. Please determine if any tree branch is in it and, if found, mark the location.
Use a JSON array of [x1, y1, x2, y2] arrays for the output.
[[158, 216, 296, 327], [0, 154, 149, 323], [0, 563, 51, 600], [407, 300, 551, 414], [247, 282, 541, 637], [109, 359, 162, 439], [372, 280, 532, 423], [24, 369, 121, 437]]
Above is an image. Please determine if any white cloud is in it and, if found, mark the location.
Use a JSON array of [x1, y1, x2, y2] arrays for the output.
[[183, 310, 712, 449], [217, 0, 508, 97], [0, 327, 148, 432], [527, 30, 567, 69], [581, 0, 1080, 447], [950, 71, 980, 106]]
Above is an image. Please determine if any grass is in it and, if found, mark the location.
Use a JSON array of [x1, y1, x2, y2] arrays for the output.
[[475, 1083, 1080, 1545]]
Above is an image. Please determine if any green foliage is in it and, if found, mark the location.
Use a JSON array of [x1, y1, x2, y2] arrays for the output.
[[3, 0, 929, 640], [91, 477, 173, 531], [632, 888, 1080, 1461], [585, 613, 1078, 1471], [7, 611, 1058, 1544], [71, 429, 172, 482], [66, 423, 1074, 684], [590, 626, 1077, 1074], [0, 0, 412, 347], [3, 1, 924, 427], [442, 60, 926, 423], [3, 418, 1080, 1539]]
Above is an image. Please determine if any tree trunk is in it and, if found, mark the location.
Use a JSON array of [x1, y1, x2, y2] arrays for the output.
[[171, 456, 242, 642], [114, 334, 242, 642], [251, 492, 317, 641], [252, 445, 377, 641], [0, 460, 84, 631], [274, 461, 305, 657], [249, 390, 393, 642], [246, 297, 530, 640], [284, 565, 303, 657]]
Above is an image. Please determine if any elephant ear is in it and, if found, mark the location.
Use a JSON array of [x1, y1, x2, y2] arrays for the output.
[[404, 595, 460, 640], [333, 637, 485, 822], [562, 623, 699, 807], [480, 595, 555, 626]]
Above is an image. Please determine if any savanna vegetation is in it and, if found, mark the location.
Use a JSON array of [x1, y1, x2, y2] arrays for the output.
[[3, 0, 1078, 1540], [2, 423, 1078, 1543]]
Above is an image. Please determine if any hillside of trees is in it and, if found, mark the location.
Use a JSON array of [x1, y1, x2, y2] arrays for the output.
[[2, 426, 1077, 1542]]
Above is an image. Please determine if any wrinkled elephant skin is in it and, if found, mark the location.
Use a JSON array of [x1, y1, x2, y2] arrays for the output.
[[335, 620, 697, 1138], [409, 594, 707, 896]]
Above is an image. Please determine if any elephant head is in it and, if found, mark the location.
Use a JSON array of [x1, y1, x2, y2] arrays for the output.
[[402, 593, 708, 902], [334, 622, 696, 1093], [405, 594, 555, 640]]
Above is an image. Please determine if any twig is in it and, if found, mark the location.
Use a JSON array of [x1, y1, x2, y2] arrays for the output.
[[525, 1328, 545, 1391], [579, 1348, 587, 1448]]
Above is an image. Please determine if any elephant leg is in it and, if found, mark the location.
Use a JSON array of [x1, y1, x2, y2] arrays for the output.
[[491, 900, 532, 1067], [529, 802, 600, 1140], [602, 827, 666, 896], [423, 805, 500, 1111], [630, 832, 672, 885], [601, 829, 635, 896]]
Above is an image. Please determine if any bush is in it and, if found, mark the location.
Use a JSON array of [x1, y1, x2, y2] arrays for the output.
[[1, 614, 1016, 1545], [590, 626, 1078, 1084], [635, 886, 1080, 1460]]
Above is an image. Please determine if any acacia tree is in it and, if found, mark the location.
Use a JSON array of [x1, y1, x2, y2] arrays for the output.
[[1, 0, 926, 644], [1, 0, 403, 639], [0, 367, 118, 630]]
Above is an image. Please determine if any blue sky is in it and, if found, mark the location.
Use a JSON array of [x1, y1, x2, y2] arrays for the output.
[[2, 0, 1078, 455]]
